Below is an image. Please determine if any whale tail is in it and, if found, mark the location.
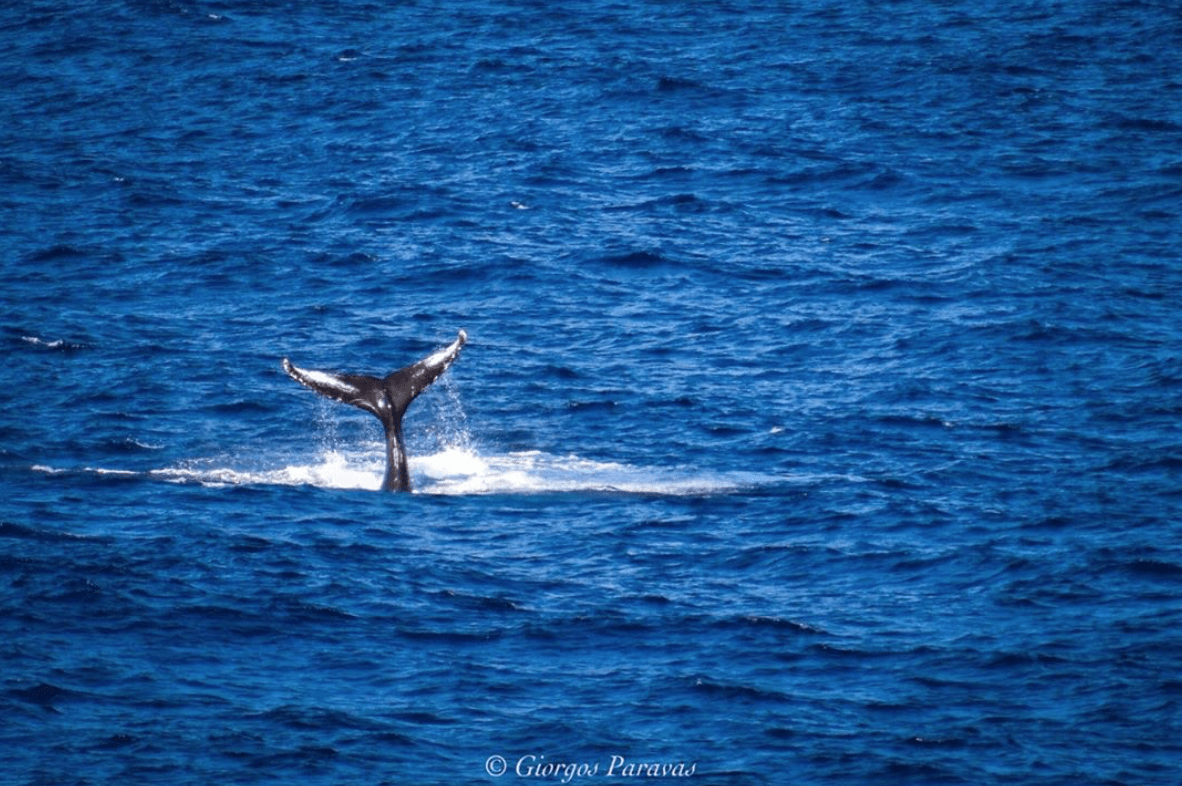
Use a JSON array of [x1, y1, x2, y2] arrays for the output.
[[282, 330, 467, 491]]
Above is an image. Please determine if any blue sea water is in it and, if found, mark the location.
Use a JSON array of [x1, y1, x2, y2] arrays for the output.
[[3, 1, 1182, 784]]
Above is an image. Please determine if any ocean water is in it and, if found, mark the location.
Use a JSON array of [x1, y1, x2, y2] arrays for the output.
[[3, 1, 1181, 784]]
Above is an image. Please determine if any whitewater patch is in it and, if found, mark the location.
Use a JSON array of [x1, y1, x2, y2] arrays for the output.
[[32, 447, 774, 496], [415, 448, 771, 495]]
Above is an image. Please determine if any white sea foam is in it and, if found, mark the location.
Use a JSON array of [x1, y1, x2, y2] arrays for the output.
[[414, 448, 769, 495], [152, 450, 384, 491], [33, 447, 773, 496], [22, 335, 84, 349], [23, 336, 65, 348]]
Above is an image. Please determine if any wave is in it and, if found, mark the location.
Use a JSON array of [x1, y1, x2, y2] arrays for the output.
[[31, 447, 776, 496], [20, 335, 89, 351]]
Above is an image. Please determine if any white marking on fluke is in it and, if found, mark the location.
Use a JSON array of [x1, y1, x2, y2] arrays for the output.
[[284, 360, 359, 396], [423, 331, 466, 368], [303, 369, 358, 395]]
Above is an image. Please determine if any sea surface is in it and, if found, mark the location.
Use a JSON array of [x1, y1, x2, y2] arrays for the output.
[[3, 1, 1181, 784]]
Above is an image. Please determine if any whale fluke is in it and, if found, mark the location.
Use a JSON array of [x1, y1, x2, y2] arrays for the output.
[[282, 330, 467, 491]]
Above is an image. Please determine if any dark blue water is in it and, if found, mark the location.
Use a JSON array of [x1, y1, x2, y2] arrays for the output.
[[3, 1, 1181, 784]]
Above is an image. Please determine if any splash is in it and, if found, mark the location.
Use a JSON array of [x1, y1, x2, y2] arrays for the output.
[[31, 446, 772, 496], [414, 448, 767, 495], [152, 449, 384, 491], [28, 384, 773, 495]]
